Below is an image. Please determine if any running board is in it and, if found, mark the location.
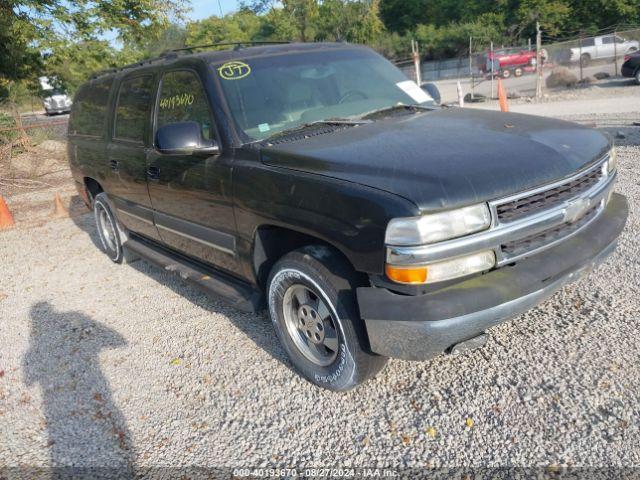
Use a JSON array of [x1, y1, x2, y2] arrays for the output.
[[123, 237, 263, 313]]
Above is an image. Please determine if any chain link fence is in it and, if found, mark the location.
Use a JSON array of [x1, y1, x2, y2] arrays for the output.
[[395, 27, 640, 103]]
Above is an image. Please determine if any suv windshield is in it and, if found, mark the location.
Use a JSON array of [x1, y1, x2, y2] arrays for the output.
[[45, 89, 67, 97], [213, 48, 433, 141]]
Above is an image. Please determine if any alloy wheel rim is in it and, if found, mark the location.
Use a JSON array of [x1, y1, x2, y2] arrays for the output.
[[98, 206, 117, 252], [282, 284, 339, 367]]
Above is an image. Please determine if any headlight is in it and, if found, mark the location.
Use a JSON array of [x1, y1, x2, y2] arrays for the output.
[[606, 147, 617, 175], [385, 204, 491, 246], [385, 250, 496, 285]]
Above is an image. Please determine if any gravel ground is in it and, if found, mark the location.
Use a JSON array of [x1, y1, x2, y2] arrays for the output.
[[1, 146, 639, 473]]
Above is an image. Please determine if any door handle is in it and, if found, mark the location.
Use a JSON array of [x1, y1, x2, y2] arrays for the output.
[[109, 159, 119, 171], [147, 166, 161, 180]]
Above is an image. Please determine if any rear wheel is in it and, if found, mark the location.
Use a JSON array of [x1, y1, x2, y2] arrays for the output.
[[514, 67, 523, 77], [267, 246, 388, 391], [580, 53, 591, 67], [636, 68, 640, 85], [501, 69, 511, 79], [93, 193, 123, 263]]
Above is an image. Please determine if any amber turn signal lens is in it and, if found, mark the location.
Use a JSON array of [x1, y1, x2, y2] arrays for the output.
[[385, 264, 428, 284]]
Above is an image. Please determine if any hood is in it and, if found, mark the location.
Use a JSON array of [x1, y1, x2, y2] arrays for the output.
[[260, 108, 610, 211]]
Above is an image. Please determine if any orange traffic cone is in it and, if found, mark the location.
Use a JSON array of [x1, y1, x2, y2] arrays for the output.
[[52, 192, 69, 218], [498, 78, 509, 112], [0, 195, 15, 230]]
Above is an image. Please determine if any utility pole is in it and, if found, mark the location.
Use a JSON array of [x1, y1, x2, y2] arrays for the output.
[[536, 21, 543, 99], [614, 30, 619, 77], [411, 40, 422, 86], [469, 36, 474, 99], [490, 41, 495, 100], [579, 35, 584, 81]]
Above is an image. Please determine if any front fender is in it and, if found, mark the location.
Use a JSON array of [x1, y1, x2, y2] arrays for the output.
[[232, 160, 419, 276]]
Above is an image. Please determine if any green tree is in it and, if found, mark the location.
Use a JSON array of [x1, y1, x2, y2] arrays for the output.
[[186, 10, 265, 46], [282, 0, 319, 42], [316, 0, 384, 43], [514, 0, 572, 37], [1, 0, 187, 97]]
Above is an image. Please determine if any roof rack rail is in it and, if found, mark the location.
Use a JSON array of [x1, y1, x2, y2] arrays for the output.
[[169, 41, 290, 53], [89, 41, 290, 79], [89, 51, 179, 79]]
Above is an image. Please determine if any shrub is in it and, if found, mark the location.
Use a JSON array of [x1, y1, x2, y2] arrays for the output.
[[546, 67, 578, 88]]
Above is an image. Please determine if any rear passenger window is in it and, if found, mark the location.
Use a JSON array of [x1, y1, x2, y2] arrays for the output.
[[69, 79, 113, 136], [114, 75, 154, 142], [157, 70, 213, 140]]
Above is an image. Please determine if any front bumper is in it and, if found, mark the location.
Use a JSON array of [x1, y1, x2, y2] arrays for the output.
[[357, 193, 628, 361], [45, 106, 71, 114]]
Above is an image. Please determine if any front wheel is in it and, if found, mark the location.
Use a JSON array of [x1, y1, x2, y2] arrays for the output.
[[636, 68, 640, 85], [267, 246, 388, 391]]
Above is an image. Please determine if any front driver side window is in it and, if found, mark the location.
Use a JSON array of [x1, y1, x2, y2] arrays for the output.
[[157, 70, 214, 141]]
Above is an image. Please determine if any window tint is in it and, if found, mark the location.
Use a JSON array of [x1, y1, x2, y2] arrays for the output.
[[157, 70, 213, 140], [69, 79, 113, 136], [114, 75, 154, 142], [581, 38, 595, 47]]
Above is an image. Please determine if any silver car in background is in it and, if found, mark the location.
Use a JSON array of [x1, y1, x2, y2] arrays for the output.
[[43, 89, 72, 115]]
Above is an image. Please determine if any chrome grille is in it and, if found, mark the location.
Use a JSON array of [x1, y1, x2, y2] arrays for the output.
[[496, 164, 604, 223], [501, 205, 600, 258]]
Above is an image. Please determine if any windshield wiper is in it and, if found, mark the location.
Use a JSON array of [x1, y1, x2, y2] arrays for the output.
[[257, 119, 371, 145], [359, 104, 435, 120]]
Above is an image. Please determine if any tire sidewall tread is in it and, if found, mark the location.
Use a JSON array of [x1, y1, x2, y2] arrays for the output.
[[267, 246, 387, 391]]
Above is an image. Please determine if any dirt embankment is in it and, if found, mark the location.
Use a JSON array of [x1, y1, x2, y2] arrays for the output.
[[0, 139, 86, 227]]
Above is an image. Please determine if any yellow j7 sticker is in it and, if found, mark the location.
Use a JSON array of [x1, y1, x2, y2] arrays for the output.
[[218, 61, 251, 80]]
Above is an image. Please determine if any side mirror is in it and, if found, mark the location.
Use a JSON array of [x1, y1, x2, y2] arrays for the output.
[[421, 83, 441, 105], [156, 121, 220, 156]]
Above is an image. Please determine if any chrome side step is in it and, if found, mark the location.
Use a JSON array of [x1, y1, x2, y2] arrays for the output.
[[123, 236, 262, 313]]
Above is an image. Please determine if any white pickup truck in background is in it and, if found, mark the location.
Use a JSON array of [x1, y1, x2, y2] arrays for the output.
[[570, 34, 639, 66]]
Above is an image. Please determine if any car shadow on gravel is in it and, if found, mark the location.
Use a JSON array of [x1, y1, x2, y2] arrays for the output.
[[23, 301, 136, 476], [70, 212, 292, 369], [127, 259, 292, 366]]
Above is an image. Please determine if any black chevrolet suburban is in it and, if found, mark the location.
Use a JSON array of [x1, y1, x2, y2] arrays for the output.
[[68, 42, 628, 390]]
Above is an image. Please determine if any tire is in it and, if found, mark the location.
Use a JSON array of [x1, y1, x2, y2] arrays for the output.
[[514, 67, 523, 77], [267, 245, 388, 391], [636, 69, 640, 85], [501, 69, 511, 79], [580, 53, 591, 68], [93, 192, 124, 263]]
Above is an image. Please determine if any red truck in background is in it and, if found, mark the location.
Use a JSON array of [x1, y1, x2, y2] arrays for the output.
[[482, 47, 546, 78]]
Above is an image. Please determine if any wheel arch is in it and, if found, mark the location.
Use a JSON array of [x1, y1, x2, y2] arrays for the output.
[[252, 224, 362, 292], [83, 177, 103, 207]]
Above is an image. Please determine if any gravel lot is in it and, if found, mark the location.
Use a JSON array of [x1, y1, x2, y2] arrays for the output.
[[1, 137, 639, 472]]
